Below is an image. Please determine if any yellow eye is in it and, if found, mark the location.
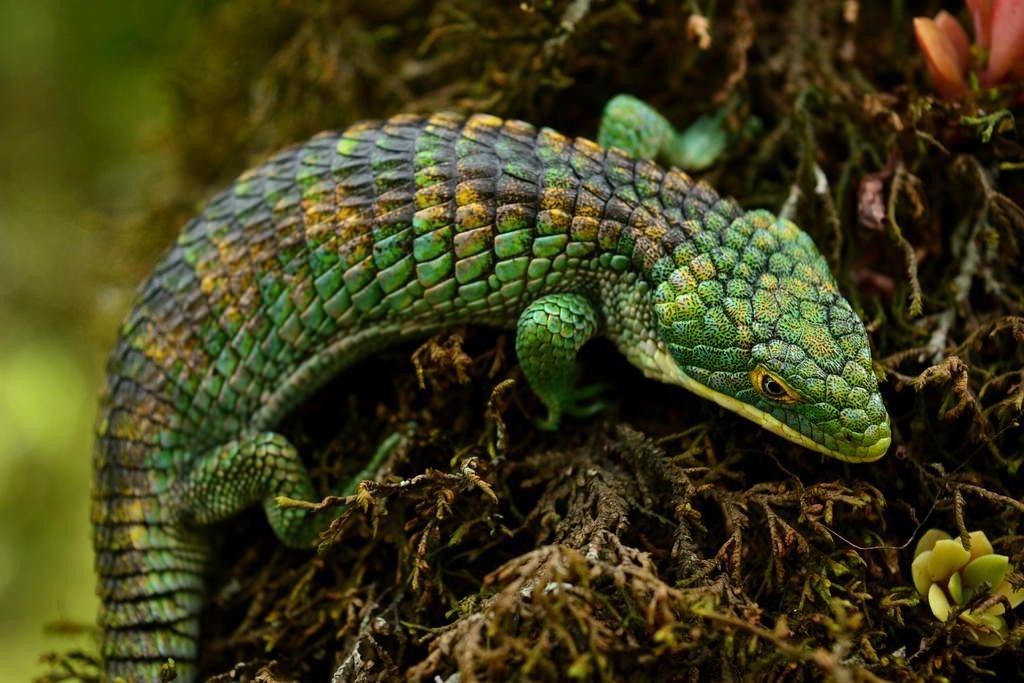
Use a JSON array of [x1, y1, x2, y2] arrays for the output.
[[751, 366, 802, 404]]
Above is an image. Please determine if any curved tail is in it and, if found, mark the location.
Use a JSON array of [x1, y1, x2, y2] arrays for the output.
[[93, 438, 207, 682]]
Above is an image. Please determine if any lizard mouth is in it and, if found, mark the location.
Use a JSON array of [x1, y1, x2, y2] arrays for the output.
[[650, 348, 890, 462], [724, 401, 891, 462]]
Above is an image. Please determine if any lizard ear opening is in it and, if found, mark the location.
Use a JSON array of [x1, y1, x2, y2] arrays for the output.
[[750, 365, 802, 404]]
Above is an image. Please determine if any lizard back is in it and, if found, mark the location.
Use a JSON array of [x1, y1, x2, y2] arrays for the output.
[[93, 111, 728, 679]]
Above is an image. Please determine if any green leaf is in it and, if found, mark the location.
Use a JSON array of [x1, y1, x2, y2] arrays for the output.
[[948, 571, 964, 605], [928, 539, 971, 581], [995, 580, 1024, 609], [963, 554, 1009, 593], [966, 531, 994, 561], [914, 529, 952, 559], [960, 610, 1008, 647], [912, 550, 933, 596], [928, 583, 952, 622]]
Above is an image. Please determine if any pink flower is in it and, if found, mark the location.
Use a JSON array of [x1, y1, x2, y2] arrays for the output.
[[986, 0, 1024, 84], [913, 0, 1024, 99]]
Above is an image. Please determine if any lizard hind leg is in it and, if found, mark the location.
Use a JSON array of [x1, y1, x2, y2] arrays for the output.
[[172, 432, 328, 549]]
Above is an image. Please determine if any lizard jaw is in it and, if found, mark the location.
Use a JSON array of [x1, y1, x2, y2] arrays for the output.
[[647, 348, 889, 463]]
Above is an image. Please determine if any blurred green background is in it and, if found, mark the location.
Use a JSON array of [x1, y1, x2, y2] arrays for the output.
[[0, 1, 201, 678]]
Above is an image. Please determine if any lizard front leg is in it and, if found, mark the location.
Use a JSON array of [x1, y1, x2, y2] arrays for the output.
[[516, 293, 604, 430]]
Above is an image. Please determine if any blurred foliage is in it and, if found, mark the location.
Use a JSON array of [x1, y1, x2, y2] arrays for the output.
[[13, 0, 1024, 681], [0, 1, 202, 680]]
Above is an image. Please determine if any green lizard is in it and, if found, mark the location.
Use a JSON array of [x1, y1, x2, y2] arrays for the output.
[[93, 95, 890, 681]]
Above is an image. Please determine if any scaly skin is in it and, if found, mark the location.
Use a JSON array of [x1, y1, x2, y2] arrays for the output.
[[93, 99, 890, 681]]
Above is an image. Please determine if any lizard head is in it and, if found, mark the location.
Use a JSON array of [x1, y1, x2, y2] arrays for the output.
[[649, 209, 890, 462]]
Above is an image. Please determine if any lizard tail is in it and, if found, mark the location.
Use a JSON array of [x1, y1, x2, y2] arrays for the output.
[[93, 441, 207, 682]]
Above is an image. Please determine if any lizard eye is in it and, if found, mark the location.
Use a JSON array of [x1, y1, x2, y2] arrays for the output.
[[761, 375, 785, 398], [751, 366, 801, 403]]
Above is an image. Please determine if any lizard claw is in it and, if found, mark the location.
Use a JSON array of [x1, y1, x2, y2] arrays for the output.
[[534, 382, 614, 430]]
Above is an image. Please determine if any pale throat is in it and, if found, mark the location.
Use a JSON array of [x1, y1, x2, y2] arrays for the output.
[[635, 346, 885, 463]]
